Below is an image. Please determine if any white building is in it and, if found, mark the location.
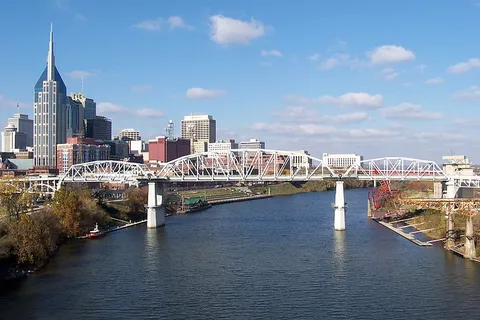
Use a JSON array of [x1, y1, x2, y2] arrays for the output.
[[239, 138, 265, 149], [180, 114, 216, 154], [33, 25, 68, 168], [208, 139, 238, 153], [292, 150, 312, 169], [1, 124, 27, 152], [118, 128, 141, 141], [7, 114, 33, 147], [322, 153, 362, 168], [129, 140, 148, 154]]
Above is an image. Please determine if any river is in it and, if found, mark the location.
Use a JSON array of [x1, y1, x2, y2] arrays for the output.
[[1, 188, 480, 319]]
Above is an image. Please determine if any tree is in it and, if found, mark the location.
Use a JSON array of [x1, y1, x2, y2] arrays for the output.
[[52, 187, 107, 238], [124, 187, 148, 216], [0, 180, 34, 221], [7, 210, 60, 267]]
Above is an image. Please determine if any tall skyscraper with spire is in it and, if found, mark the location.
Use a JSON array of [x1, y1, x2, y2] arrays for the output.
[[33, 25, 68, 168]]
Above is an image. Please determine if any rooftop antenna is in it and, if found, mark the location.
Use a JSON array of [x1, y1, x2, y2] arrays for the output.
[[16, 102, 19, 113], [165, 120, 174, 139]]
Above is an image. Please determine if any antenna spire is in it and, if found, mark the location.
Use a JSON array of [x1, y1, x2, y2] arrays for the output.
[[16, 103, 19, 113], [47, 24, 55, 81]]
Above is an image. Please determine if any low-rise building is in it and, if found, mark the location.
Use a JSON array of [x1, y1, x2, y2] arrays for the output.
[[208, 139, 238, 153], [292, 150, 312, 169], [322, 153, 362, 168], [149, 136, 190, 163], [239, 138, 265, 150], [56, 137, 110, 173]]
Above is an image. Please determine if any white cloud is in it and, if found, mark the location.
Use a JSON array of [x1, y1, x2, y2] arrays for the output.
[[380, 103, 443, 120], [209, 15, 267, 45], [447, 58, 480, 74], [415, 64, 427, 73], [131, 85, 153, 93], [307, 53, 321, 61], [167, 16, 193, 30], [186, 88, 225, 100], [273, 106, 368, 124], [97, 102, 126, 114], [97, 102, 163, 118], [453, 118, 480, 128], [134, 16, 193, 32], [318, 54, 359, 70], [250, 122, 335, 136], [135, 108, 163, 118], [380, 68, 398, 81], [319, 92, 383, 109], [67, 70, 96, 79], [261, 49, 282, 57], [369, 45, 415, 65], [412, 132, 464, 142], [425, 77, 444, 84], [343, 128, 397, 138], [454, 86, 480, 100]]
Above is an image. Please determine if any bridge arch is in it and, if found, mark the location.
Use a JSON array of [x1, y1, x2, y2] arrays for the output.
[[157, 148, 336, 181], [343, 157, 448, 181], [59, 160, 151, 186]]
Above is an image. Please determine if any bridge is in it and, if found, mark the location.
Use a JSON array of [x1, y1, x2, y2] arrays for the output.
[[13, 149, 480, 231]]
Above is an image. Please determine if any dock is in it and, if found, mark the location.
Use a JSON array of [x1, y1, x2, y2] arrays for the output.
[[374, 219, 432, 246], [76, 220, 147, 239], [209, 194, 272, 205]]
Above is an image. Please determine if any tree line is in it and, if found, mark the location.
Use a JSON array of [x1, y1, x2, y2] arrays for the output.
[[0, 182, 148, 270]]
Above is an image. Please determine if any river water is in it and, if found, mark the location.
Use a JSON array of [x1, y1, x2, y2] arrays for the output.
[[1, 189, 480, 319]]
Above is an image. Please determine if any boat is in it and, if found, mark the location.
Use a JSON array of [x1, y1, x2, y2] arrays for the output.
[[87, 223, 105, 239]]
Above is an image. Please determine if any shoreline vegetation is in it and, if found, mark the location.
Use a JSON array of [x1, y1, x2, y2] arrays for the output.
[[0, 184, 148, 291]]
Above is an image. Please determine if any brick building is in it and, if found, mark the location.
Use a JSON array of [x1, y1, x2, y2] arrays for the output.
[[148, 136, 190, 163], [56, 137, 110, 173]]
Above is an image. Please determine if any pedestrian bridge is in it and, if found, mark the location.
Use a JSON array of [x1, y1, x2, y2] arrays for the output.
[[20, 149, 480, 231]]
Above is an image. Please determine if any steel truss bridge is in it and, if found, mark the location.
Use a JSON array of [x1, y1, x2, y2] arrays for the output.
[[11, 149, 480, 195]]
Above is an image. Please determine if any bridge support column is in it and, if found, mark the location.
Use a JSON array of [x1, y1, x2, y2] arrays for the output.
[[464, 216, 476, 259], [147, 181, 165, 228], [444, 180, 457, 199], [333, 181, 346, 231], [445, 210, 455, 249]]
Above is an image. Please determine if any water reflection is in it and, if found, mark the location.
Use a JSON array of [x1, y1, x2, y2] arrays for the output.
[[333, 231, 346, 268]]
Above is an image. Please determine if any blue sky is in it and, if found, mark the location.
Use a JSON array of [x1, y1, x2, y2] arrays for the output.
[[1, 0, 480, 162]]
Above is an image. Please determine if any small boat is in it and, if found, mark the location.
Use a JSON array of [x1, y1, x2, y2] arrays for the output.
[[87, 223, 105, 239]]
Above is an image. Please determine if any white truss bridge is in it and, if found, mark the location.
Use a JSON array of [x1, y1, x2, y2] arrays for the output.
[[17, 149, 480, 194]]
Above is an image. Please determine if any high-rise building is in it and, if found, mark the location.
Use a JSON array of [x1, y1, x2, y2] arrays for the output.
[[180, 114, 216, 154], [118, 128, 141, 141], [7, 114, 33, 147], [71, 92, 96, 120], [33, 25, 68, 168], [239, 139, 265, 149], [66, 97, 83, 138], [1, 124, 27, 152], [85, 116, 112, 141]]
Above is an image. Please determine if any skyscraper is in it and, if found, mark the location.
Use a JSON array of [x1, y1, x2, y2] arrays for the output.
[[71, 92, 96, 120], [33, 25, 68, 168], [180, 114, 216, 154], [7, 113, 33, 147]]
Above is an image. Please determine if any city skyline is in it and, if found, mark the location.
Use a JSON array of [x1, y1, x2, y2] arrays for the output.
[[0, 0, 480, 162]]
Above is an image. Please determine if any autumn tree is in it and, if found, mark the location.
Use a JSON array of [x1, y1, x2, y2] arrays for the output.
[[52, 187, 108, 238], [7, 209, 61, 267], [0, 180, 34, 221], [124, 187, 148, 218]]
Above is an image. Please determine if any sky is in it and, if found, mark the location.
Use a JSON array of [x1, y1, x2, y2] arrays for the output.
[[0, 0, 480, 163]]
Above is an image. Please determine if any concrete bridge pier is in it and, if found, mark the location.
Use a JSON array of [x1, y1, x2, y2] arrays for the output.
[[445, 210, 455, 249], [333, 181, 346, 231], [464, 216, 476, 259], [444, 180, 458, 199], [147, 181, 165, 228]]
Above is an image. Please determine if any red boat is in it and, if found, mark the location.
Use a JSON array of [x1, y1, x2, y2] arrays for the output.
[[87, 223, 105, 239]]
